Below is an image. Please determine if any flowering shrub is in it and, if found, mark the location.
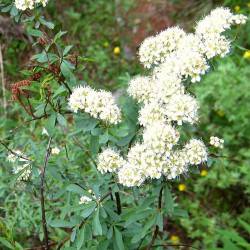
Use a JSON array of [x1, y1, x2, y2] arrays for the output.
[[94, 7, 246, 187], [0, 1, 248, 249]]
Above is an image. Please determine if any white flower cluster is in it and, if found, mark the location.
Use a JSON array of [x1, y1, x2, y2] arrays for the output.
[[97, 148, 125, 174], [138, 27, 186, 68], [51, 147, 60, 155], [210, 136, 224, 148], [96, 8, 246, 187], [79, 195, 92, 205], [184, 139, 208, 165], [138, 101, 166, 127], [142, 122, 179, 154], [7, 150, 32, 182], [139, 7, 246, 82], [117, 163, 144, 187], [196, 7, 247, 36], [15, 0, 49, 10], [69, 86, 121, 125], [163, 151, 187, 179], [97, 122, 180, 184]]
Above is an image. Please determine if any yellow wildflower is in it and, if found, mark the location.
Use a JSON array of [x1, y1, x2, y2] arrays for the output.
[[178, 184, 186, 192], [234, 5, 240, 12], [200, 169, 208, 177], [170, 235, 180, 244], [113, 46, 121, 55], [243, 50, 250, 59]]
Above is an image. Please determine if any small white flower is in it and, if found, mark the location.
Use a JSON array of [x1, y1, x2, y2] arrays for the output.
[[163, 151, 188, 179], [51, 147, 60, 155], [127, 143, 164, 179], [210, 136, 224, 148], [127, 76, 155, 103], [79, 195, 92, 205], [97, 148, 125, 174], [143, 121, 179, 154], [118, 163, 145, 187], [42, 128, 49, 136], [184, 139, 208, 165], [200, 34, 231, 59], [165, 93, 199, 125], [138, 101, 167, 127]]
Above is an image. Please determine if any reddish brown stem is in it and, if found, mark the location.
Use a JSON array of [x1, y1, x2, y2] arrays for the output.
[[40, 137, 52, 250]]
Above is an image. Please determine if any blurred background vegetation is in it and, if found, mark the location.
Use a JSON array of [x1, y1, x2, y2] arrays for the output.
[[0, 0, 249, 249]]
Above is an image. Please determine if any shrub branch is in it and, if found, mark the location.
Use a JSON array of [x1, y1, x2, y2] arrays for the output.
[[147, 186, 164, 250], [40, 137, 52, 250]]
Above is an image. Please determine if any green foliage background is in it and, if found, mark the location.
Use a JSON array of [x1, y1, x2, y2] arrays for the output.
[[0, 0, 249, 249]]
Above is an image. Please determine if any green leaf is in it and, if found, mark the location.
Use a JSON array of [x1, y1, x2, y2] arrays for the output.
[[156, 212, 163, 231], [71, 228, 77, 242], [91, 128, 103, 136], [123, 208, 154, 227], [50, 220, 75, 228], [81, 202, 96, 218], [66, 184, 84, 194], [39, 17, 55, 29], [14, 242, 23, 250], [76, 227, 85, 250], [97, 240, 109, 250], [10, 6, 18, 17], [46, 113, 56, 134], [54, 31, 67, 42], [75, 115, 98, 132], [0, 237, 14, 249], [60, 60, 76, 85], [57, 113, 67, 127], [92, 207, 102, 236], [114, 227, 124, 250], [99, 132, 109, 144], [84, 224, 92, 241], [173, 208, 188, 218], [116, 134, 135, 147], [164, 185, 174, 215], [53, 85, 67, 99], [63, 45, 73, 56], [60, 60, 72, 78], [1, 5, 12, 13], [27, 28, 43, 37], [90, 136, 99, 155], [131, 214, 156, 243], [47, 166, 63, 181], [238, 219, 250, 234], [31, 52, 47, 63]]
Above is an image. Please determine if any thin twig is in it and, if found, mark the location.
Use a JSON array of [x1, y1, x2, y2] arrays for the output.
[[100, 191, 112, 203], [0, 44, 7, 116], [147, 186, 164, 250], [210, 153, 241, 163], [40, 137, 52, 250], [0, 140, 31, 162], [115, 191, 122, 215]]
